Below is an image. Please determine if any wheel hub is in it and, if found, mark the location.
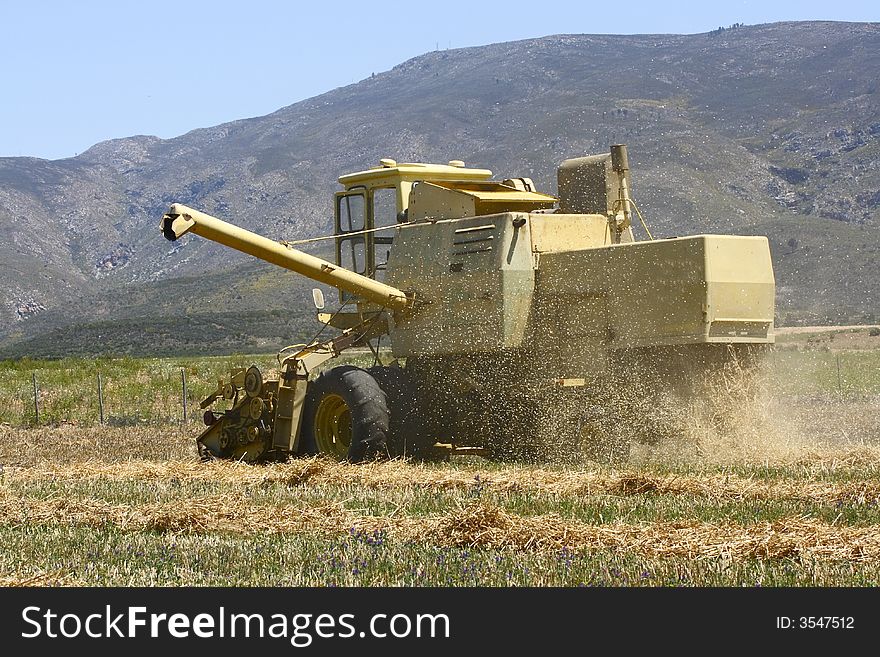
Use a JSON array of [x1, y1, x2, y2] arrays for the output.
[[313, 393, 352, 460]]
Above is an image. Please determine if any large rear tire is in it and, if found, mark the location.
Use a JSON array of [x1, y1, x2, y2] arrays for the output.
[[299, 365, 390, 462], [367, 364, 440, 459]]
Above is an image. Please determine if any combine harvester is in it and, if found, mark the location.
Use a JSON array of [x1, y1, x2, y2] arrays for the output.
[[160, 145, 775, 463]]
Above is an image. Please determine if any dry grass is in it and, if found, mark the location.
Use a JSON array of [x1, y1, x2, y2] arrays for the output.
[[0, 487, 877, 563], [3, 442, 880, 568], [0, 570, 84, 587], [0, 425, 196, 467], [424, 503, 880, 561], [7, 452, 880, 506]]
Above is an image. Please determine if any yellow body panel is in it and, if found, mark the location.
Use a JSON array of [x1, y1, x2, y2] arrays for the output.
[[407, 181, 555, 221], [537, 234, 775, 350], [529, 213, 618, 251], [387, 214, 774, 360]]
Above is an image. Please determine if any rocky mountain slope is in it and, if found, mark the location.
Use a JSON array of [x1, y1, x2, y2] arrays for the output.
[[1, 21, 878, 357]]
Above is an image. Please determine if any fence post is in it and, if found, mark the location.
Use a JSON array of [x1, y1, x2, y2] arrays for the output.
[[97, 372, 105, 425], [181, 368, 188, 424], [32, 372, 39, 425], [836, 353, 842, 396]]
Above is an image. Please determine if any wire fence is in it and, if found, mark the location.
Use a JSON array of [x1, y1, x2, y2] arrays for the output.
[[1, 352, 383, 429], [769, 349, 880, 399], [14, 368, 195, 428], [1, 350, 878, 429]]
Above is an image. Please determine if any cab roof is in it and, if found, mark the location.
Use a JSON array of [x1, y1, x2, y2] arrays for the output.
[[338, 160, 493, 188]]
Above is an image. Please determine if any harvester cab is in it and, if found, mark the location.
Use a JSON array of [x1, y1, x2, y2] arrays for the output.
[[329, 157, 557, 321], [160, 144, 775, 464], [334, 158, 494, 288]]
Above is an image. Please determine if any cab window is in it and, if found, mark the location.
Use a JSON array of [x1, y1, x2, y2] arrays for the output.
[[371, 187, 398, 282], [337, 192, 365, 232], [335, 191, 368, 289]]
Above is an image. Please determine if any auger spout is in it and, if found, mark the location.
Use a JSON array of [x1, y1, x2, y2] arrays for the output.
[[160, 203, 411, 311]]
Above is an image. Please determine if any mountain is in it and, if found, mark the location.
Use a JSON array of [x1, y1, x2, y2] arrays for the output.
[[1, 21, 878, 357]]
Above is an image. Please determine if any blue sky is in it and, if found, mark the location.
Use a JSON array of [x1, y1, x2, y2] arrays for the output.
[[0, 0, 876, 160]]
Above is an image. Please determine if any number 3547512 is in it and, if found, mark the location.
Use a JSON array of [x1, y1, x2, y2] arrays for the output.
[[777, 617, 855, 629]]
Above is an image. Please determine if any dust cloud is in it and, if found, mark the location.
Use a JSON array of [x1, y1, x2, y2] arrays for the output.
[[625, 355, 878, 468], [528, 347, 879, 469]]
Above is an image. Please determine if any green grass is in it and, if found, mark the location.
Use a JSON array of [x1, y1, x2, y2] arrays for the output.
[[9, 474, 880, 527], [2, 452, 880, 586], [0, 351, 383, 426], [4, 524, 878, 587], [769, 349, 880, 396]]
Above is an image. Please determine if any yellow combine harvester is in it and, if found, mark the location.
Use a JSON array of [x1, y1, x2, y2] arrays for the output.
[[160, 145, 775, 463]]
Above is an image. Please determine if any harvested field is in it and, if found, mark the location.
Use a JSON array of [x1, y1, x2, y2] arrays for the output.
[[7, 453, 880, 506], [2, 427, 880, 585], [3, 484, 880, 560], [1, 344, 878, 586]]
